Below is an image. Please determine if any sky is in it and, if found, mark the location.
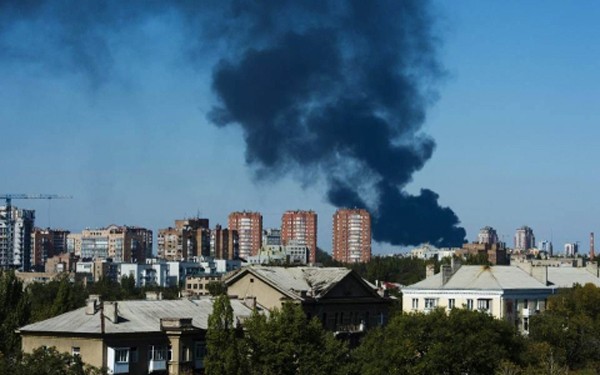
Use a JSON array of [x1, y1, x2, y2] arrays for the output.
[[1, 1, 599, 255]]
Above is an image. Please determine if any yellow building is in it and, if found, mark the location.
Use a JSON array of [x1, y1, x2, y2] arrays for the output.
[[19, 296, 255, 374]]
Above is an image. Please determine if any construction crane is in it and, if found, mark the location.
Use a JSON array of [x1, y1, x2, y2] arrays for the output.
[[0, 194, 72, 269]]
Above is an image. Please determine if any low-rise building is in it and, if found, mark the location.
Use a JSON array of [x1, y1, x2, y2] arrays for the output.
[[246, 241, 309, 265], [120, 259, 170, 288], [225, 266, 391, 333], [18, 296, 255, 375], [401, 264, 555, 334]]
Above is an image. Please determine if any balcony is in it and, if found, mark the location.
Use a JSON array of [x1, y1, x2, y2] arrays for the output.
[[148, 359, 167, 372]]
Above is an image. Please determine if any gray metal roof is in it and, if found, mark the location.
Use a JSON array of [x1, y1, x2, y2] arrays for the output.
[[19, 298, 254, 335], [548, 267, 600, 288], [404, 265, 551, 291], [229, 266, 355, 299]]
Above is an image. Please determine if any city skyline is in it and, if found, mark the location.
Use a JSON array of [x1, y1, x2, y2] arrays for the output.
[[1, 1, 599, 254]]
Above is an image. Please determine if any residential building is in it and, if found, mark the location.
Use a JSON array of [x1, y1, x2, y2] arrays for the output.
[[228, 211, 262, 259], [514, 226, 535, 252], [31, 228, 69, 271], [565, 242, 579, 257], [67, 233, 82, 254], [210, 224, 238, 260], [281, 210, 317, 263], [119, 259, 170, 288], [45, 252, 77, 274], [225, 266, 390, 332], [401, 264, 555, 334], [157, 218, 210, 261], [459, 242, 510, 265], [246, 241, 309, 265], [19, 296, 256, 375], [184, 275, 223, 297], [75, 225, 152, 263], [262, 228, 281, 246], [477, 226, 499, 245], [410, 244, 459, 260], [75, 258, 119, 284], [332, 208, 371, 263], [538, 240, 553, 256], [0, 205, 35, 271]]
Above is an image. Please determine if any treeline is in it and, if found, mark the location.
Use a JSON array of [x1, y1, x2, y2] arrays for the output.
[[206, 285, 600, 375], [0, 270, 179, 371]]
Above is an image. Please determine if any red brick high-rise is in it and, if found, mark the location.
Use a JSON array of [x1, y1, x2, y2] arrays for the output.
[[281, 210, 318, 263], [228, 211, 262, 259], [332, 208, 371, 263]]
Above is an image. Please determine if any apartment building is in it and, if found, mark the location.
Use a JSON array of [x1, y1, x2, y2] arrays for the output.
[[281, 210, 317, 263], [514, 226, 535, 252], [228, 211, 262, 259], [19, 296, 256, 375], [0, 205, 35, 271], [210, 224, 239, 260], [332, 208, 371, 263], [73, 225, 153, 263], [31, 228, 69, 271], [157, 218, 210, 261]]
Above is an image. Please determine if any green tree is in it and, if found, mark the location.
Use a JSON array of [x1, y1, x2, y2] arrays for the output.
[[529, 283, 600, 371], [206, 281, 227, 297], [205, 295, 246, 375], [243, 302, 349, 375], [354, 308, 524, 375], [0, 270, 30, 359], [13, 346, 105, 375]]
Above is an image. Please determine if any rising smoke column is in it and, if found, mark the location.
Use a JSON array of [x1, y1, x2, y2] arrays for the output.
[[0, 0, 466, 247], [210, 0, 466, 247]]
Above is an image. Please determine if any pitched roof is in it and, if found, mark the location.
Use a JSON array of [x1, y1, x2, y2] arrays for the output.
[[403, 265, 551, 291], [19, 298, 254, 335], [225, 266, 367, 300], [547, 267, 600, 288]]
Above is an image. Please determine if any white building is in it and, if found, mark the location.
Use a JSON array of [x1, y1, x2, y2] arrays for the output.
[[402, 264, 555, 334], [0, 206, 35, 271], [119, 259, 170, 287], [410, 244, 458, 260], [246, 241, 309, 265], [514, 226, 535, 252], [564, 242, 579, 257]]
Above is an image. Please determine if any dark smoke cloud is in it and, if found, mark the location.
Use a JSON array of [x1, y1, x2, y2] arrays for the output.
[[0, 0, 466, 247], [210, 0, 466, 247]]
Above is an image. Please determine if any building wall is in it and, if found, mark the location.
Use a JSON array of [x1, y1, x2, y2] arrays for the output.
[[332, 208, 371, 263], [31, 228, 69, 271], [281, 210, 317, 263], [75, 225, 152, 263], [21, 335, 104, 369], [226, 272, 288, 310], [228, 212, 262, 259]]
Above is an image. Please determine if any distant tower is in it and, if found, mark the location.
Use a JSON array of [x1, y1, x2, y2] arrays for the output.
[[477, 226, 499, 245], [514, 226, 535, 252], [281, 210, 317, 263], [332, 208, 371, 263], [591, 232, 595, 261], [228, 211, 262, 259], [565, 242, 579, 257]]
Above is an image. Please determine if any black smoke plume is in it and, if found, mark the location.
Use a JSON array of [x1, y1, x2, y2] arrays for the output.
[[0, 0, 466, 247], [209, 1, 466, 247]]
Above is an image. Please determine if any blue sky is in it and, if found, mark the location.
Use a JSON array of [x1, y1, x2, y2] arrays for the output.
[[1, 1, 599, 254]]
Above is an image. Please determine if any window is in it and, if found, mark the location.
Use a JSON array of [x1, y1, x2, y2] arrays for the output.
[[149, 346, 167, 361], [71, 347, 80, 357], [115, 349, 129, 363], [181, 346, 190, 362], [195, 342, 206, 359], [523, 317, 529, 332], [466, 299, 474, 310], [424, 298, 437, 310], [411, 298, 419, 310], [477, 299, 491, 312], [448, 299, 455, 309], [168, 346, 173, 361], [535, 300, 540, 312]]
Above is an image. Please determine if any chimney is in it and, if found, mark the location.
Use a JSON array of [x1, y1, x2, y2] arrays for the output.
[[591, 232, 595, 261], [425, 264, 435, 278], [85, 295, 100, 315], [441, 265, 453, 285], [103, 301, 118, 323]]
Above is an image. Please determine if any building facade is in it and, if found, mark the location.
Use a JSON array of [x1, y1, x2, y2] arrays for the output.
[[514, 226, 535, 252], [477, 226, 499, 245], [210, 224, 238, 260], [228, 211, 262, 260], [564, 242, 579, 257], [157, 218, 210, 261], [75, 225, 153, 263], [0, 205, 35, 271], [332, 208, 371, 263], [402, 264, 555, 334], [262, 228, 281, 246], [281, 210, 317, 263], [31, 228, 70, 271], [246, 241, 309, 265]]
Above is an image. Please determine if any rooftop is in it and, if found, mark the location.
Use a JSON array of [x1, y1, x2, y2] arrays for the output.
[[19, 298, 254, 335]]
